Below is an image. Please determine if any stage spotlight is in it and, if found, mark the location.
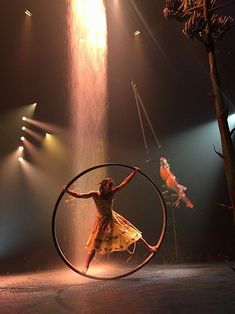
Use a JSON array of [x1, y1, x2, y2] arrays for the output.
[[18, 146, 24, 152], [21, 136, 25, 141], [22, 126, 26, 131], [44, 132, 53, 140], [25, 10, 32, 17], [22, 116, 27, 121], [134, 30, 140, 36], [18, 157, 24, 162], [23, 118, 62, 135]]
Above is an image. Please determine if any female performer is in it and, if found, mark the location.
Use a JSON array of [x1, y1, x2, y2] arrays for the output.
[[160, 157, 194, 208], [64, 167, 157, 273]]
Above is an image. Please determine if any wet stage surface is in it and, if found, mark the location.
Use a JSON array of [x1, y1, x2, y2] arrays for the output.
[[0, 263, 235, 314]]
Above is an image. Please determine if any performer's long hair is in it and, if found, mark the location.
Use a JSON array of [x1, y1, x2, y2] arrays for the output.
[[99, 178, 114, 197]]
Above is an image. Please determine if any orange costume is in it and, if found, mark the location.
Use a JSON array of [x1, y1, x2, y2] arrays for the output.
[[86, 193, 142, 255], [160, 157, 194, 208]]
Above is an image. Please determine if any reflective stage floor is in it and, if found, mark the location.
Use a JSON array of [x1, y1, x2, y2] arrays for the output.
[[0, 263, 234, 314]]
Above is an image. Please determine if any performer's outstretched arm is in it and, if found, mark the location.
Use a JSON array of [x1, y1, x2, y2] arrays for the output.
[[64, 187, 97, 199], [112, 167, 139, 193]]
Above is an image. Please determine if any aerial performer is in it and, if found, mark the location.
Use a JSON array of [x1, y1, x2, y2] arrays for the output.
[[64, 167, 157, 273], [160, 157, 194, 209]]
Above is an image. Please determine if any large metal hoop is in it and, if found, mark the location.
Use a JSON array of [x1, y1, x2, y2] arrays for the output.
[[52, 163, 167, 280]]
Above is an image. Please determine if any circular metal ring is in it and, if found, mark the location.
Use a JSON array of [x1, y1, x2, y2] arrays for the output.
[[52, 163, 167, 280]]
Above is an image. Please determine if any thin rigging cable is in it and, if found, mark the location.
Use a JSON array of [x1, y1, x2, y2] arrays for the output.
[[131, 81, 161, 162], [131, 81, 151, 159]]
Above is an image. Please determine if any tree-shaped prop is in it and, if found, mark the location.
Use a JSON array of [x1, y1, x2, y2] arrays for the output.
[[163, 0, 235, 222]]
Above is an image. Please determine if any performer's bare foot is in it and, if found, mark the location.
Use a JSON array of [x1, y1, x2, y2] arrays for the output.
[[186, 201, 194, 208], [173, 200, 180, 208], [81, 266, 88, 274], [148, 245, 158, 252], [127, 249, 135, 255], [138, 238, 158, 253]]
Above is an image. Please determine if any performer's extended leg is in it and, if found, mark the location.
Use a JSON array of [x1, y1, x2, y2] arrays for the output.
[[179, 192, 194, 208], [168, 183, 194, 208], [83, 249, 95, 273], [138, 238, 158, 252]]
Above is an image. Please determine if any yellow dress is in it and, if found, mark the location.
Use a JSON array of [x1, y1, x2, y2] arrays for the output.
[[86, 193, 142, 255]]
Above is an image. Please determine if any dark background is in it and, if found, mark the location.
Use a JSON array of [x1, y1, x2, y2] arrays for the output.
[[0, 0, 234, 273]]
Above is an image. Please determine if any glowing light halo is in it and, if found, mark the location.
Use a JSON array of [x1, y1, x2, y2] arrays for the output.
[[71, 0, 107, 49], [52, 163, 167, 280]]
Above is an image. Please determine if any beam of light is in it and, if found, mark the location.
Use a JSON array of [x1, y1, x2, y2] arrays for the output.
[[0, 104, 36, 145], [21, 140, 56, 178], [17, 158, 59, 196], [10, 103, 36, 123], [24, 127, 44, 142], [0, 150, 22, 191], [2, 105, 36, 125], [67, 0, 108, 266], [21, 126, 26, 131], [228, 113, 235, 128], [0, 149, 56, 258], [0, 151, 31, 258], [43, 133, 69, 166], [18, 157, 24, 162], [23, 139, 43, 167], [16, 155, 65, 240], [23, 136, 69, 181], [23, 117, 64, 135], [25, 10, 32, 17], [159, 119, 226, 257], [162, 119, 222, 209], [18, 103, 37, 119], [18, 146, 24, 152], [20, 136, 25, 141], [71, 0, 107, 49], [19, 12, 32, 74], [129, 0, 167, 58], [68, 0, 108, 171]]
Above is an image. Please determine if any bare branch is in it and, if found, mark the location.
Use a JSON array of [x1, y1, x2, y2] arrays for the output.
[[217, 202, 234, 209], [183, 1, 235, 14], [213, 144, 224, 159], [210, 1, 235, 13], [195, 33, 208, 46], [184, 4, 203, 14], [230, 128, 235, 136]]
